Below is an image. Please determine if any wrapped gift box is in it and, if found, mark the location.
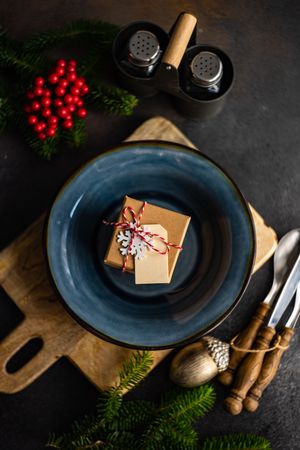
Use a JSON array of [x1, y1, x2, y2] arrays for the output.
[[104, 195, 191, 281]]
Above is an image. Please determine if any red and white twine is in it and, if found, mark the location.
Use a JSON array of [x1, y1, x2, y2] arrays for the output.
[[103, 201, 183, 272]]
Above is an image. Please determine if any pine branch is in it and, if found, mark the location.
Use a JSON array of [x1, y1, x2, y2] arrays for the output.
[[88, 84, 138, 116], [160, 384, 216, 423], [201, 433, 271, 450], [140, 384, 216, 450], [104, 431, 138, 450], [46, 415, 106, 449], [163, 420, 198, 449], [24, 19, 120, 52], [0, 35, 44, 76], [117, 351, 153, 392], [63, 116, 87, 149], [24, 131, 60, 159], [0, 93, 13, 132], [107, 400, 156, 431], [97, 351, 153, 424]]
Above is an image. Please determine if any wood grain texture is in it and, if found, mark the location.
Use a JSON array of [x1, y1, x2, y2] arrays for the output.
[[161, 12, 197, 68], [243, 327, 294, 412], [0, 116, 277, 394], [218, 302, 271, 386], [224, 326, 276, 415]]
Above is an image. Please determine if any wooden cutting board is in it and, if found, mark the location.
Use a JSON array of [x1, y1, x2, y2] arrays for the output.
[[0, 116, 277, 394]]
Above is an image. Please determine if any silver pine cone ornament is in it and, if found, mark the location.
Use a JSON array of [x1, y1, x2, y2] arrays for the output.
[[170, 336, 229, 387]]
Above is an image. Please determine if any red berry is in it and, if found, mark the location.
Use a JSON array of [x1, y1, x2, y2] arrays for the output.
[[57, 59, 66, 67], [57, 107, 69, 118], [59, 78, 68, 88], [43, 88, 51, 97], [53, 98, 63, 107], [68, 104, 76, 112], [35, 76, 45, 87], [48, 116, 58, 126], [40, 121, 46, 130], [24, 104, 32, 113], [76, 99, 83, 107], [81, 85, 89, 95], [72, 95, 80, 104], [28, 115, 38, 125], [77, 108, 87, 118], [55, 86, 65, 97], [38, 132, 46, 140], [34, 122, 44, 133], [48, 73, 59, 84], [66, 72, 77, 82], [70, 86, 80, 96], [31, 101, 40, 111], [34, 87, 43, 96], [63, 119, 73, 129], [46, 127, 56, 137], [75, 77, 85, 88], [67, 66, 76, 73], [64, 94, 73, 104], [27, 90, 35, 100], [68, 59, 76, 67], [56, 67, 65, 77], [42, 108, 52, 118], [41, 97, 51, 107]]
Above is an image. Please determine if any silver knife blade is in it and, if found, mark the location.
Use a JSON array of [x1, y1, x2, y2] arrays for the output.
[[285, 282, 300, 328], [268, 253, 300, 328]]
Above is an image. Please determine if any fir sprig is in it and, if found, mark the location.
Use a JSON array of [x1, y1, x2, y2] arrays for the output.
[[47, 351, 271, 450], [0, 34, 45, 76], [63, 116, 87, 149], [97, 351, 153, 423], [140, 385, 216, 450], [0, 19, 138, 158], [88, 84, 138, 116], [201, 433, 272, 450], [0, 94, 13, 132], [24, 19, 120, 52]]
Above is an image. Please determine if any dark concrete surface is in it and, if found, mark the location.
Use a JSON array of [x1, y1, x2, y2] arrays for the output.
[[0, 1, 299, 449]]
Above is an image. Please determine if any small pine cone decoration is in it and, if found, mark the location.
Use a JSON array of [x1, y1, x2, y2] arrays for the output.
[[203, 336, 229, 372]]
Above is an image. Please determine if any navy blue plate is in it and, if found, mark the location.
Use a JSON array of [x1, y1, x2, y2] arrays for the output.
[[46, 141, 255, 349]]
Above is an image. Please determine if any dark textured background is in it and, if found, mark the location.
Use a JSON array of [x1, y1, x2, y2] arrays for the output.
[[0, 1, 300, 449]]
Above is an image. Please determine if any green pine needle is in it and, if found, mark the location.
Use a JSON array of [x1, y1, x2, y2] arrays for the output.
[[46, 432, 65, 449], [161, 384, 216, 422], [24, 19, 119, 52], [117, 351, 153, 392], [107, 400, 156, 431], [97, 351, 153, 423], [104, 431, 138, 450], [0, 94, 13, 132], [88, 84, 138, 116], [46, 415, 105, 449], [47, 350, 271, 450], [25, 133, 60, 159], [140, 384, 216, 449], [0, 35, 44, 76], [63, 116, 87, 149], [201, 433, 272, 450]]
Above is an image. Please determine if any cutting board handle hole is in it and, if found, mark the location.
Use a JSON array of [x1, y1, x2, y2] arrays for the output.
[[6, 337, 43, 374]]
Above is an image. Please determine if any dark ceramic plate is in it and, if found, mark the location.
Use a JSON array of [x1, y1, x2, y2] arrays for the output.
[[46, 141, 255, 349]]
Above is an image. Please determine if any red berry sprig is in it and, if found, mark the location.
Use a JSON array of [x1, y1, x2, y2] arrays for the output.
[[24, 59, 89, 141]]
